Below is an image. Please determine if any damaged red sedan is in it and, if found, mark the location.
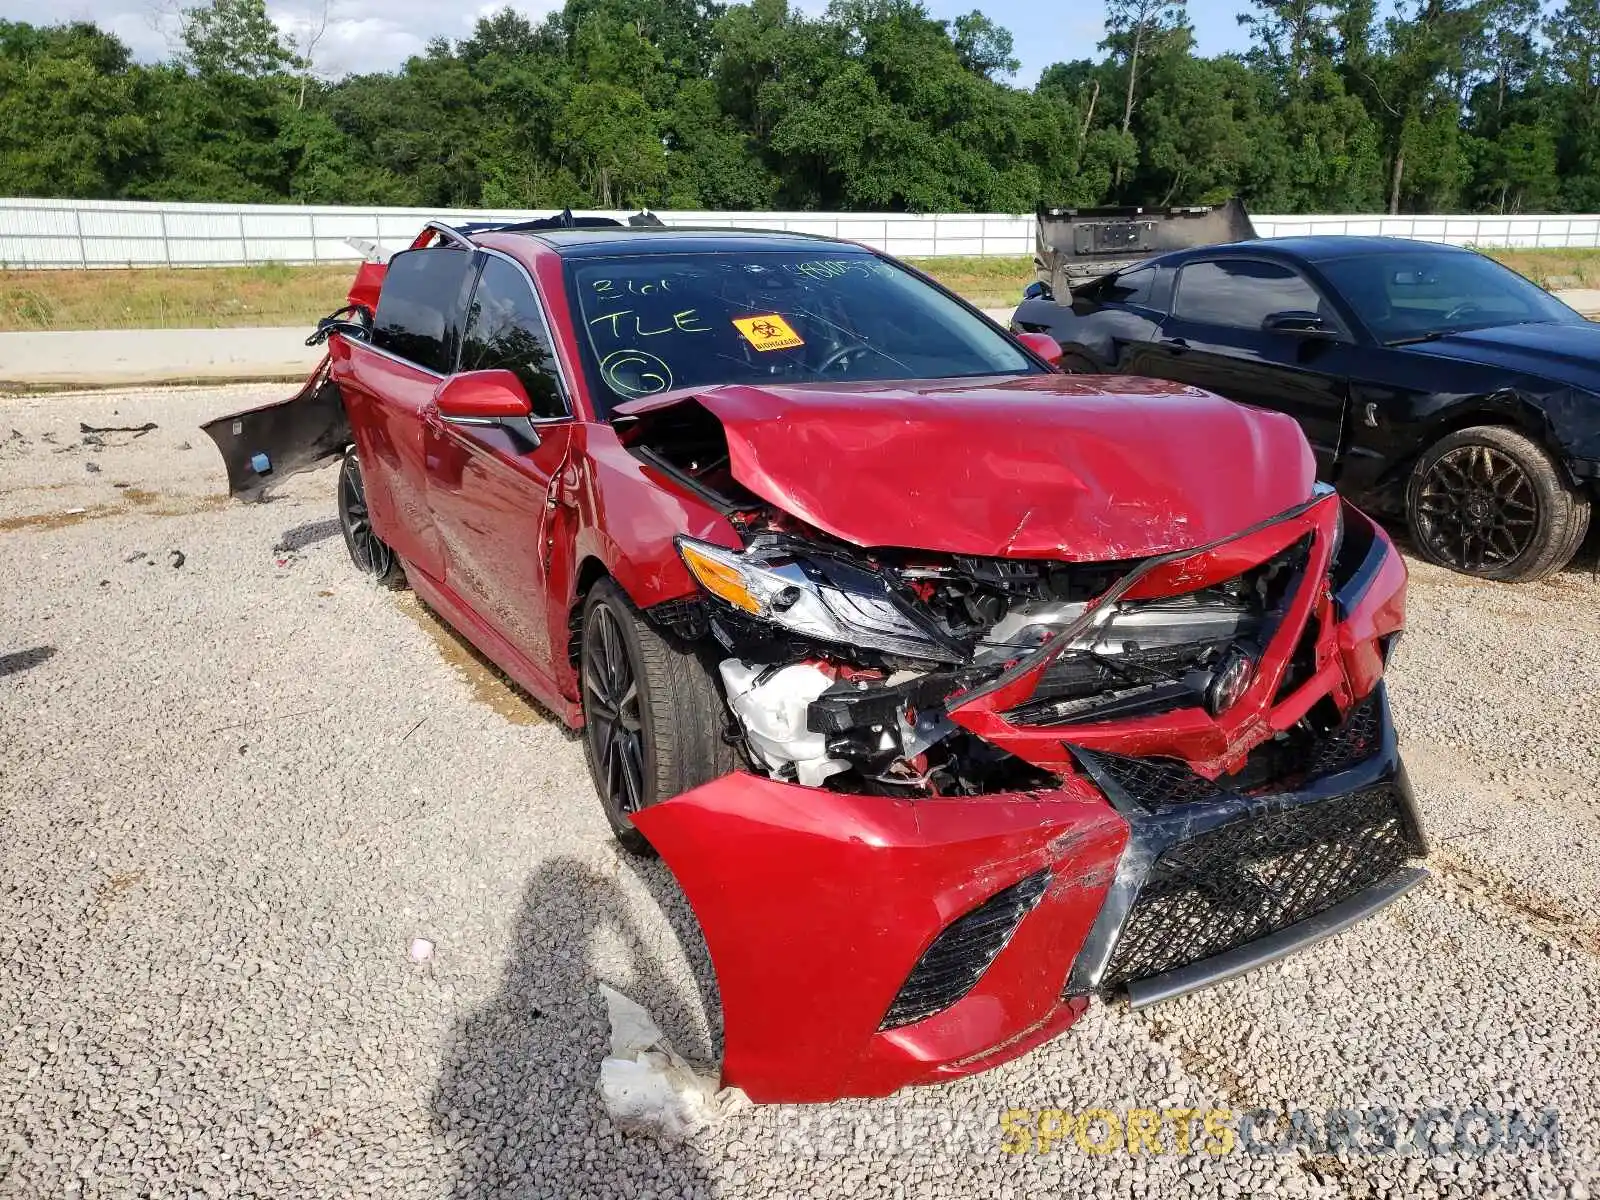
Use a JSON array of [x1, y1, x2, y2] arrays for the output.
[[205, 218, 1428, 1104]]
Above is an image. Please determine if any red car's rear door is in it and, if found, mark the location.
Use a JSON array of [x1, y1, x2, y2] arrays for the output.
[[423, 251, 580, 682], [333, 245, 477, 580]]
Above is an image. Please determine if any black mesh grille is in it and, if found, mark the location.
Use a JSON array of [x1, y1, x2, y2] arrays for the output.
[[880, 870, 1050, 1030], [1090, 754, 1221, 808], [1307, 693, 1382, 777], [1099, 784, 1417, 989], [1083, 692, 1386, 808]]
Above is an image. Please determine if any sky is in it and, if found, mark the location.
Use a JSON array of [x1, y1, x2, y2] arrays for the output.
[[5, 0, 1257, 87]]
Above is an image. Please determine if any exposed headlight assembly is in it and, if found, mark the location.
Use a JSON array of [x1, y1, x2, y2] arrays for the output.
[[676, 536, 960, 661]]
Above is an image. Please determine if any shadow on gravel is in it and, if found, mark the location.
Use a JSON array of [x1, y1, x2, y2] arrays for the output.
[[432, 852, 721, 1197], [0, 644, 56, 677], [272, 517, 342, 553]]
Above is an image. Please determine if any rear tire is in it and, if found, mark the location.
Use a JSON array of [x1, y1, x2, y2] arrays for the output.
[[1405, 425, 1589, 582], [579, 579, 740, 856], [337, 451, 403, 586]]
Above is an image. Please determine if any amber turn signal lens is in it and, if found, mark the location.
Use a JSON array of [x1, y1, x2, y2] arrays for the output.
[[678, 541, 762, 613]]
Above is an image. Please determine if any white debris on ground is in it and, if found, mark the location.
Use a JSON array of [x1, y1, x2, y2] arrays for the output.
[[597, 984, 745, 1142], [0, 383, 1597, 1199]]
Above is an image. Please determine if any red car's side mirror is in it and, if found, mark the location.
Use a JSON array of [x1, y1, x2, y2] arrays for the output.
[[1015, 331, 1064, 368], [436, 370, 534, 422]]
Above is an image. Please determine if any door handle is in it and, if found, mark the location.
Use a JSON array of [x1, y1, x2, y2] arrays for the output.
[[1160, 337, 1190, 354]]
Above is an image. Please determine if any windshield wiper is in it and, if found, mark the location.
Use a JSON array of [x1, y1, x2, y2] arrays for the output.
[[1388, 318, 1554, 347]]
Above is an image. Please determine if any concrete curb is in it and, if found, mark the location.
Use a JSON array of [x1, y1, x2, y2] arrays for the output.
[[0, 327, 322, 390]]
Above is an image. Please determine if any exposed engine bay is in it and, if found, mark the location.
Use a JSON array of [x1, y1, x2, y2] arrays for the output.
[[619, 392, 1383, 804], [658, 528, 1308, 797]]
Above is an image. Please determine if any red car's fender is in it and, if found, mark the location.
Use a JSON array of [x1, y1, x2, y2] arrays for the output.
[[545, 426, 743, 704], [633, 773, 1127, 1103], [1332, 505, 1407, 699]]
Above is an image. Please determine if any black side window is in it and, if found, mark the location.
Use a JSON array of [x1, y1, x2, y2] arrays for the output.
[[372, 247, 474, 373], [460, 257, 566, 419], [1104, 266, 1156, 308], [1174, 260, 1326, 330]]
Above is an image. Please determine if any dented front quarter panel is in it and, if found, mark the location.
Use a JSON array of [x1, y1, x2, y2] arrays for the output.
[[632, 774, 1127, 1103]]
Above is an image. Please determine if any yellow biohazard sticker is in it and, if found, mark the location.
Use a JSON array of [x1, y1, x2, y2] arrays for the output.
[[732, 314, 804, 351]]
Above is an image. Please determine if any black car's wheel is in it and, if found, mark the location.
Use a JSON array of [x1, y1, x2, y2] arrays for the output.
[[337, 451, 402, 585], [580, 579, 740, 855], [1406, 425, 1590, 582]]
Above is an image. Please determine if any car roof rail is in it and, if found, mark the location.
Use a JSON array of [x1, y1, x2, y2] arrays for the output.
[[452, 208, 630, 238]]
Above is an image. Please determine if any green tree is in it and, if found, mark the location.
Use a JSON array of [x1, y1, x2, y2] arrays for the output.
[[1101, 0, 1187, 189], [180, 0, 300, 78], [0, 22, 152, 198]]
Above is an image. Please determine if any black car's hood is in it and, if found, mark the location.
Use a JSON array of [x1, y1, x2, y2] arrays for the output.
[[1401, 320, 1600, 392]]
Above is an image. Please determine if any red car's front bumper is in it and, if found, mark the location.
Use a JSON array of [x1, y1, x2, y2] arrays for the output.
[[634, 773, 1128, 1103], [634, 500, 1426, 1104], [636, 711, 1424, 1104]]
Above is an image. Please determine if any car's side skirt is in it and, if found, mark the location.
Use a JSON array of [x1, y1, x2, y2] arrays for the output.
[[404, 558, 582, 727]]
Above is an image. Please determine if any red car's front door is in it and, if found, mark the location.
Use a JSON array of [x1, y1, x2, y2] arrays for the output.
[[336, 343, 445, 578], [335, 245, 477, 580], [422, 252, 581, 690]]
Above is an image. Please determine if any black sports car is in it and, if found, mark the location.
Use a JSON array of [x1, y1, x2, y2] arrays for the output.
[[1013, 235, 1599, 581]]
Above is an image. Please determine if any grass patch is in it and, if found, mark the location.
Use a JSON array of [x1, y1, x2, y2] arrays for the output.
[[1480, 247, 1600, 289], [908, 255, 1035, 308], [0, 246, 1593, 333], [0, 263, 353, 332]]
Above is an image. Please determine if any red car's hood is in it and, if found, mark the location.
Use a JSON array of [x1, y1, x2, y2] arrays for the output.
[[618, 374, 1315, 560]]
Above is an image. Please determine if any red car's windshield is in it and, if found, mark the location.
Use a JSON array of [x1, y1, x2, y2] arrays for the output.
[[563, 250, 1041, 416]]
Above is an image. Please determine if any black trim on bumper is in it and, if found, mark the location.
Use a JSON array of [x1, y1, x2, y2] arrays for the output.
[[1124, 865, 1428, 1009]]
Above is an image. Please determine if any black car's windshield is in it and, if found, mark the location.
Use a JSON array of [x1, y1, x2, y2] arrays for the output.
[[565, 250, 1040, 416], [1319, 250, 1584, 344]]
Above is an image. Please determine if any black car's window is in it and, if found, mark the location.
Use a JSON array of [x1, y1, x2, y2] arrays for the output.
[[1105, 266, 1156, 308], [372, 246, 474, 374], [1318, 250, 1584, 343], [460, 256, 566, 419], [565, 251, 1042, 418], [1174, 259, 1328, 330]]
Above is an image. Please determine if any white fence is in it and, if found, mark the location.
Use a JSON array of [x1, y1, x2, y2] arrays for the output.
[[2, 198, 1599, 269]]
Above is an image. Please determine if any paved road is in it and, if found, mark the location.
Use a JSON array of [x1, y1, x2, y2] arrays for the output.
[[0, 327, 321, 388], [1, 384, 1596, 1199]]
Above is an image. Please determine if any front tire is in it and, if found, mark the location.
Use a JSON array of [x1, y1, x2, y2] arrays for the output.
[[337, 451, 403, 586], [579, 580, 740, 855], [1405, 425, 1589, 582]]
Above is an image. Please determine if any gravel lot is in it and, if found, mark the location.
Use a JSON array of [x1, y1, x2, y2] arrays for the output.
[[2, 383, 1597, 1200]]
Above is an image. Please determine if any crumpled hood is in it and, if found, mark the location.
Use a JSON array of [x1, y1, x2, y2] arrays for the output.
[[617, 375, 1314, 561]]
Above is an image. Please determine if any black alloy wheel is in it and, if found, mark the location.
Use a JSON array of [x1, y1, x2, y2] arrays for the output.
[[578, 580, 743, 855], [1406, 425, 1590, 583], [1413, 442, 1538, 572], [583, 602, 646, 822], [337, 451, 401, 585]]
